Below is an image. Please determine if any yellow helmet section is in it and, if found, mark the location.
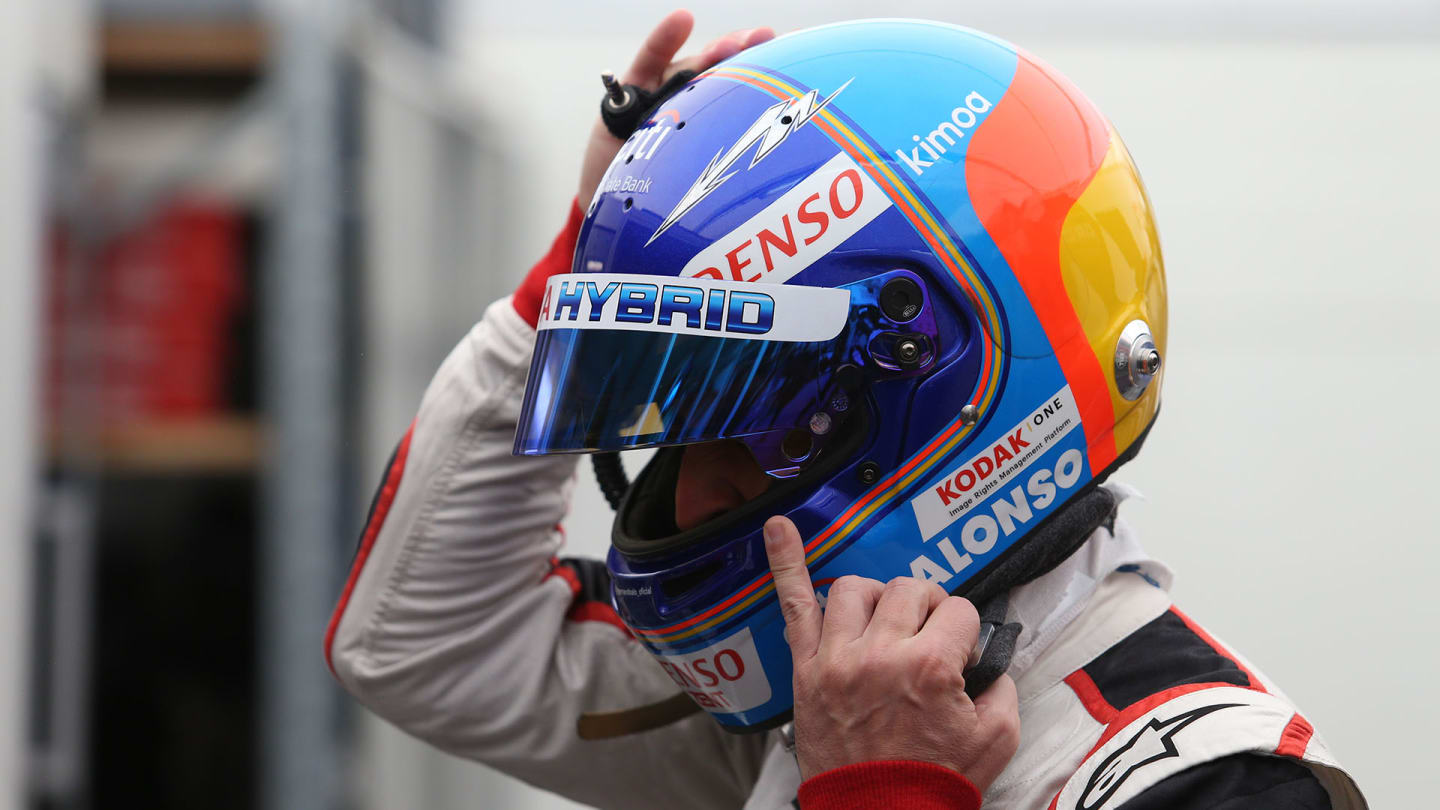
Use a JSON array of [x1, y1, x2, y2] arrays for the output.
[[1057, 130, 1168, 460]]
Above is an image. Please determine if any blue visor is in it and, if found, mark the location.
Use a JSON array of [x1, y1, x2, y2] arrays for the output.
[[515, 326, 842, 454], [514, 271, 935, 456]]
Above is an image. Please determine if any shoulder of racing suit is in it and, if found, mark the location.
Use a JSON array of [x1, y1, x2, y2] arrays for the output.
[[744, 563, 1369, 810], [1045, 605, 1367, 810]]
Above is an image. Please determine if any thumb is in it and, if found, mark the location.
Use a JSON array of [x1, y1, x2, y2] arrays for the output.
[[763, 516, 822, 662]]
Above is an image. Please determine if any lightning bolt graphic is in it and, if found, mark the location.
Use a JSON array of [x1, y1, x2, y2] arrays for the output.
[[1077, 703, 1241, 810], [646, 79, 853, 246]]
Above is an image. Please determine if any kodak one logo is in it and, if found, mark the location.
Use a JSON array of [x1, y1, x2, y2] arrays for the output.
[[910, 386, 1081, 541], [932, 428, 1030, 506], [894, 92, 993, 176], [910, 447, 1085, 585], [681, 151, 891, 286]]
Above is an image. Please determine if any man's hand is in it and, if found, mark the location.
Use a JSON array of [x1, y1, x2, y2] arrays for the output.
[[577, 10, 775, 206], [764, 515, 1021, 790]]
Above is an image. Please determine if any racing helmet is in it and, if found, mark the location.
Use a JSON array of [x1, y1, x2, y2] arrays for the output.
[[515, 19, 1167, 732]]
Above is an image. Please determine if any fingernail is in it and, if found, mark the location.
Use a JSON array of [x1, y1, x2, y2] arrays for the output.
[[762, 518, 781, 547]]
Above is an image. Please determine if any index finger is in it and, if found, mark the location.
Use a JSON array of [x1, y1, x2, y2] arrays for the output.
[[624, 9, 696, 88], [763, 515, 822, 662]]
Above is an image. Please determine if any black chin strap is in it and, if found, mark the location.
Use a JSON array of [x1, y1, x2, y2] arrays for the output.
[[593, 453, 629, 511], [963, 591, 1021, 698], [961, 485, 1120, 697]]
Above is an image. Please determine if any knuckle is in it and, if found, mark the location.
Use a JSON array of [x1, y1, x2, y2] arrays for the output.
[[851, 657, 888, 688], [911, 646, 961, 689], [1004, 710, 1022, 738], [947, 596, 981, 628], [779, 593, 817, 620], [883, 576, 922, 598], [813, 661, 851, 694]]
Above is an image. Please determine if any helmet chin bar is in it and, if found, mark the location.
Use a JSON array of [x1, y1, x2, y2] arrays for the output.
[[740, 269, 941, 479]]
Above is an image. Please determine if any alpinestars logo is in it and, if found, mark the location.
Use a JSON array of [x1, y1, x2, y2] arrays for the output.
[[647, 78, 853, 246], [1077, 703, 1240, 809]]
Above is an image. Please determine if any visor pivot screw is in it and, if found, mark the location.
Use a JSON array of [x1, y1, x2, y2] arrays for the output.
[[1114, 319, 1160, 400], [809, 412, 833, 436], [829, 391, 850, 412], [1137, 349, 1162, 375], [897, 339, 921, 365], [961, 404, 980, 427], [858, 461, 881, 485], [600, 70, 630, 109]]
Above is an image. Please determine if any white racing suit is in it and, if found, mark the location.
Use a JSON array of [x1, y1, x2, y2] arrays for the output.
[[326, 297, 1367, 810]]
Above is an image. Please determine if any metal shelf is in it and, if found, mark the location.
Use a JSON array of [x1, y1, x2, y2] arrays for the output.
[[102, 20, 267, 74], [49, 415, 263, 474]]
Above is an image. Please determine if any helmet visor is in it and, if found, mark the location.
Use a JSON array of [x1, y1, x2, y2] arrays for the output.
[[514, 273, 852, 454]]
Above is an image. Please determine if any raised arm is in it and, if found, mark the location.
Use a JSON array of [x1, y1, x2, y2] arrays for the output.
[[326, 14, 780, 809]]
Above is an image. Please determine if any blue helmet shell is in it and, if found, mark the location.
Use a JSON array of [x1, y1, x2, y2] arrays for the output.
[[515, 19, 1167, 730]]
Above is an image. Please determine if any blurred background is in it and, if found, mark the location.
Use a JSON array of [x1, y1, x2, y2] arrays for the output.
[[2, 0, 1437, 808]]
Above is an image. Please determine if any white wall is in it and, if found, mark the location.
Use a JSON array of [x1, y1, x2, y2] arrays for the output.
[[358, 4, 1439, 807], [0, 2, 40, 806]]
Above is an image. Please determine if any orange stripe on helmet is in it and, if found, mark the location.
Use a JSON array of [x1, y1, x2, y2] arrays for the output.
[[966, 53, 1118, 473]]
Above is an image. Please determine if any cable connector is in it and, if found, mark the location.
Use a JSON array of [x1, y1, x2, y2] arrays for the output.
[[599, 69, 698, 140]]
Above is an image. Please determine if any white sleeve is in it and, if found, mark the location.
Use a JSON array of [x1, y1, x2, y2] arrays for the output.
[[325, 297, 769, 810]]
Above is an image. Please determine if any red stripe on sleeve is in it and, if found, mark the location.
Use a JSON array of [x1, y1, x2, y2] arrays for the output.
[[797, 761, 981, 810], [1064, 669, 1118, 724], [1083, 682, 1252, 761], [543, 557, 583, 597], [544, 558, 633, 637], [567, 601, 633, 637], [1045, 680, 1255, 809], [1274, 713, 1315, 759], [324, 423, 415, 677]]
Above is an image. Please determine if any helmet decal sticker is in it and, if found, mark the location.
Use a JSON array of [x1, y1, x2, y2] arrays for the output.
[[536, 272, 851, 342], [679, 152, 892, 285], [911, 386, 1080, 541], [647, 78, 853, 245], [907, 386, 1082, 584], [588, 108, 682, 215], [654, 627, 773, 714], [893, 91, 994, 177]]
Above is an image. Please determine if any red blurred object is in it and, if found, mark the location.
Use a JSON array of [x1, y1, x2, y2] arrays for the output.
[[47, 201, 245, 427]]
